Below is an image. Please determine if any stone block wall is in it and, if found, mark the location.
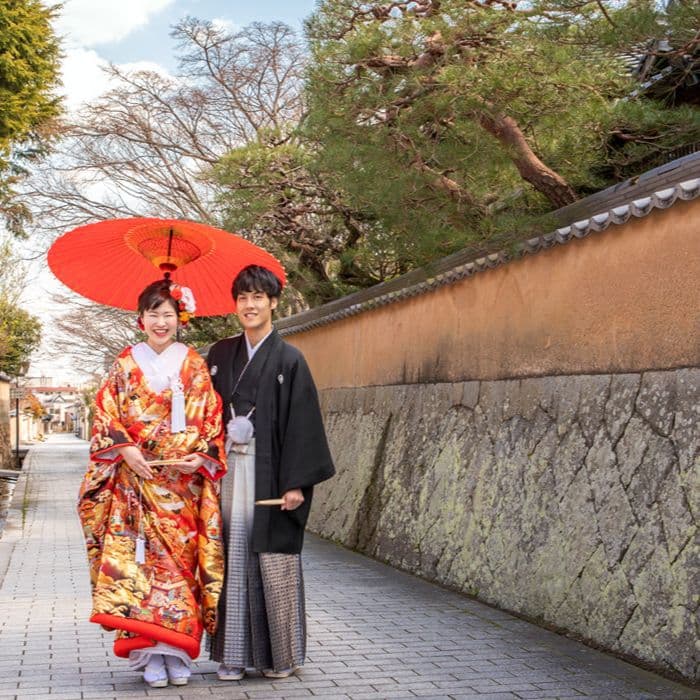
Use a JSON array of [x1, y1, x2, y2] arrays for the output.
[[282, 167, 700, 683], [308, 369, 699, 681]]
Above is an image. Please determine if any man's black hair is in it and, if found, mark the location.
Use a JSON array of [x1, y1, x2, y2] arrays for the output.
[[232, 265, 283, 300]]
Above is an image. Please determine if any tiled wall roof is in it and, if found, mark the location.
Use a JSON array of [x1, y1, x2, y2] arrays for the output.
[[277, 156, 700, 337]]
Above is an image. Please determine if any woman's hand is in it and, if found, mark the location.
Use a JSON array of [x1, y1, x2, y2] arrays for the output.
[[281, 488, 304, 511], [117, 445, 154, 480], [171, 454, 204, 475]]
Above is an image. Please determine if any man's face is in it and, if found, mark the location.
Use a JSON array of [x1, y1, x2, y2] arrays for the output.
[[235, 289, 278, 334]]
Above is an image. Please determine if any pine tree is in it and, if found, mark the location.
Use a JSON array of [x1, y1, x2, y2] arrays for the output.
[[0, 0, 62, 234], [300, 0, 699, 269]]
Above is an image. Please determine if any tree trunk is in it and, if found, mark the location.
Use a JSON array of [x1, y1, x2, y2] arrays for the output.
[[390, 131, 486, 215], [478, 110, 578, 208]]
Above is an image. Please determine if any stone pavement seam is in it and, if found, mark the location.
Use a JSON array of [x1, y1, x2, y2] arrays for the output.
[[0, 435, 698, 700]]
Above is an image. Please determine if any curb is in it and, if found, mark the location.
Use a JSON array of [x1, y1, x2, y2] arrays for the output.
[[0, 446, 34, 587]]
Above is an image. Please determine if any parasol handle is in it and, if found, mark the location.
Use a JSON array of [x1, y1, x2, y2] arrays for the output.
[[159, 227, 177, 275]]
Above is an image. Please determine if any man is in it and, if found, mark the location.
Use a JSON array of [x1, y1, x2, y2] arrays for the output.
[[207, 264, 335, 680]]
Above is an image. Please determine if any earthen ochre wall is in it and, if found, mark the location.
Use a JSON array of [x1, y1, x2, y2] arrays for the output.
[[293, 198, 699, 388], [284, 197, 699, 682]]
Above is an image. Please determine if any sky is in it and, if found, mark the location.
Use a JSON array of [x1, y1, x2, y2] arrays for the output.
[[57, 0, 317, 109], [18, 0, 317, 384]]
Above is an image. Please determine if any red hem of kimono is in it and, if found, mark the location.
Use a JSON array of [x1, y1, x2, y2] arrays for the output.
[[90, 613, 201, 659], [194, 452, 225, 480]]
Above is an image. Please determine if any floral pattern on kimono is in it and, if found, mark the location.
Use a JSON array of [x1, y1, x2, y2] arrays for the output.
[[77, 345, 226, 659]]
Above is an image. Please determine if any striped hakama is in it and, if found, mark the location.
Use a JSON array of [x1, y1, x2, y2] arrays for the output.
[[209, 439, 306, 672]]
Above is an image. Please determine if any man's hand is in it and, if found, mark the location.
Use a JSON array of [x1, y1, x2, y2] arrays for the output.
[[172, 454, 204, 475], [117, 445, 154, 480], [281, 488, 304, 511]]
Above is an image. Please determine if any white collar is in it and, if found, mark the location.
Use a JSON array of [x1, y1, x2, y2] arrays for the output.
[[245, 328, 273, 361], [132, 342, 188, 394]]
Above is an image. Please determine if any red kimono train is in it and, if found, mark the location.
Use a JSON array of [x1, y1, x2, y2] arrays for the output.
[[78, 345, 226, 660]]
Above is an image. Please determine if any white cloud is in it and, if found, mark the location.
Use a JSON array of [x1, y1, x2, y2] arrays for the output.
[[59, 48, 111, 110], [60, 48, 175, 110], [55, 0, 176, 47], [211, 17, 240, 34], [119, 60, 174, 77]]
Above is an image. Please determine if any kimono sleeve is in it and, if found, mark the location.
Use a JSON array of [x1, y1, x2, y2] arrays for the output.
[[90, 356, 135, 464], [277, 353, 335, 494], [188, 355, 226, 481], [197, 475, 224, 634], [78, 356, 133, 581]]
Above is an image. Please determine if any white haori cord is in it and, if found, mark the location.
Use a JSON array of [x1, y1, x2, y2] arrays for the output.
[[225, 405, 255, 453]]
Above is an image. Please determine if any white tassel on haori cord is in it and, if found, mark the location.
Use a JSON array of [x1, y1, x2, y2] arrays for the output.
[[170, 376, 186, 433]]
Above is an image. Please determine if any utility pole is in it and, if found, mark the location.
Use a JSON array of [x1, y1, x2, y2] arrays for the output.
[[15, 377, 19, 467], [10, 380, 23, 468], [11, 361, 30, 468]]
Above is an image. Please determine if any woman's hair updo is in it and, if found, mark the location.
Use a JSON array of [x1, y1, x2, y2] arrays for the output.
[[137, 280, 179, 316]]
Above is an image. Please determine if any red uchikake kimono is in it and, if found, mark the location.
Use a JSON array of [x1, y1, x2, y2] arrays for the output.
[[77, 345, 225, 660]]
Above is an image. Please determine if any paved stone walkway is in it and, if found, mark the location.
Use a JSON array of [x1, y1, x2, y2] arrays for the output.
[[0, 435, 697, 700]]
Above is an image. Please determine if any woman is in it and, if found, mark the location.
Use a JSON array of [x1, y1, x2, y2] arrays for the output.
[[77, 279, 226, 688]]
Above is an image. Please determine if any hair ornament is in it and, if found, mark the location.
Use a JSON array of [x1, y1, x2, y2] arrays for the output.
[[170, 282, 196, 325]]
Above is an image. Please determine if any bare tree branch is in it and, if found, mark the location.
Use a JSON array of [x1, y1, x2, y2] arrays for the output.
[[49, 294, 138, 375]]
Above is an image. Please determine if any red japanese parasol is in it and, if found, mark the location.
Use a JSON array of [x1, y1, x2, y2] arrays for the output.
[[47, 218, 286, 316]]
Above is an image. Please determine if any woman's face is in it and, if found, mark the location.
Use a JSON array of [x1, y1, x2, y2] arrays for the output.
[[141, 299, 178, 352]]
